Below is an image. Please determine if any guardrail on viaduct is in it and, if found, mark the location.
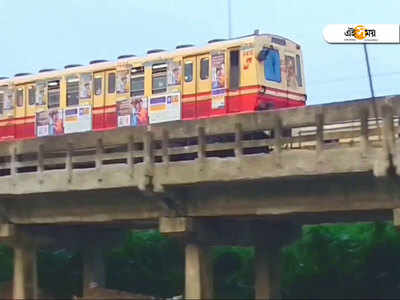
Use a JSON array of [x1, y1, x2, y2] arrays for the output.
[[0, 95, 399, 195]]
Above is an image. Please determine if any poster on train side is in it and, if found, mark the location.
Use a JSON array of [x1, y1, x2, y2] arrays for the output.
[[79, 73, 92, 105], [116, 97, 148, 127], [63, 105, 92, 134], [285, 55, 297, 89], [211, 52, 226, 110], [148, 93, 180, 124], [35, 81, 46, 106], [167, 60, 181, 92], [3, 88, 14, 117], [36, 109, 64, 137], [116, 69, 129, 95], [116, 99, 131, 127]]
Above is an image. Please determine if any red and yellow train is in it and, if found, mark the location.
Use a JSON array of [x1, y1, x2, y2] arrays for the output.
[[0, 31, 306, 141]]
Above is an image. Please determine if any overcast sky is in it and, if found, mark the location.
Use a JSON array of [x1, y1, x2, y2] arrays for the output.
[[0, 0, 399, 104]]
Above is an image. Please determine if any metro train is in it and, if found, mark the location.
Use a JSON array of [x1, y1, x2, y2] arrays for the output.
[[0, 31, 306, 142]]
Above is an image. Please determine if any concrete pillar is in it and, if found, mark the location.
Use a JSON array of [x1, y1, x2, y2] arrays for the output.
[[185, 243, 213, 299], [83, 246, 105, 296], [13, 245, 38, 300], [254, 242, 281, 300]]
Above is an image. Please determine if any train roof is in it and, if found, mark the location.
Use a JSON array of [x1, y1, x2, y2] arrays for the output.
[[0, 32, 301, 87]]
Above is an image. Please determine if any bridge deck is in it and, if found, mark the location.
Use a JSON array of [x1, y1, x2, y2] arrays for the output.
[[0, 95, 399, 225]]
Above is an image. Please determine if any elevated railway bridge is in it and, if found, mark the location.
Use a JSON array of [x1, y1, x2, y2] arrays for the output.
[[1, 95, 400, 299]]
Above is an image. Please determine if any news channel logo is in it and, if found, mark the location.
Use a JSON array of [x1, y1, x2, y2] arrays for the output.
[[323, 24, 399, 43]]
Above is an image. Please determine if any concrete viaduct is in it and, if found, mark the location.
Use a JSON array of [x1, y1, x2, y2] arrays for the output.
[[0, 95, 400, 299]]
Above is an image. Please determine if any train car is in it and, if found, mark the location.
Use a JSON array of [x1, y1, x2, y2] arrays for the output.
[[0, 31, 306, 142]]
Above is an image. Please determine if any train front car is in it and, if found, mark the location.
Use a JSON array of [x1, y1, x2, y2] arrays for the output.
[[180, 33, 306, 120], [253, 34, 306, 111]]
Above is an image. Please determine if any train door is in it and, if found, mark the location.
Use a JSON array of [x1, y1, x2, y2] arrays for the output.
[[182, 56, 196, 119], [195, 54, 211, 118], [14, 85, 26, 139], [93, 71, 105, 130], [24, 83, 36, 139], [104, 70, 117, 129], [227, 48, 240, 113]]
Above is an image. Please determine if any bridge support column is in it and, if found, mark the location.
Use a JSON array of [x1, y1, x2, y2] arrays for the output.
[[159, 217, 214, 299], [185, 242, 213, 300], [77, 228, 126, 297], [254, 242, 281, 300], [253, 222, 301, 300], [13, 244, 38, 300], [83, 246, 105, 296]]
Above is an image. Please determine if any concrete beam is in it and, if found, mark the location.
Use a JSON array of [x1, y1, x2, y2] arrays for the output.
[[0, 223, 14, 239], [1, 173, 400, 226], [159, 217, 193, 236], [393, 208, 400, 228]]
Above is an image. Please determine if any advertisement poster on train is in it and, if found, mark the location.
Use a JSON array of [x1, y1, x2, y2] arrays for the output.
[[211, 90, 226, 110], [241, 44, 254, 71], [36, 111, 49, 137], [117, 97, 148, 127], [79, 73, 92, 105], [116, 70, 129, 95], [63, 105, 92, 134], [116, 99, 131, 127], [211, 52, 226, 89], [167, 61, 181, 89], [35, 82, 46, 106], [36, 109, 64, 137], [131, 97, 148, 126], [148, 93, 180, 124], [285, 56, 297, 89], [3, 88, 14, 116], [0, 90, 4, 116], [211, 52, 226, 110]]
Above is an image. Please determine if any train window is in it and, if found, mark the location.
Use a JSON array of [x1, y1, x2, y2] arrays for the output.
[[152, 63, 167, 94], [94, 77, 102, 96], [66, 77, 79, 106], [296, 55, 303, 87], [47, 80, 60, 108], [184, 61, 193, 82], [16, 89, 24, 107], [264, 49, 281, 83], [200, 58, 209, 80], [229, 50, 240, 90], [0, 93, 3, 115], [108, 73, 116, 94], [28, 86, 35, 106], [131, 66, 145, 96]]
